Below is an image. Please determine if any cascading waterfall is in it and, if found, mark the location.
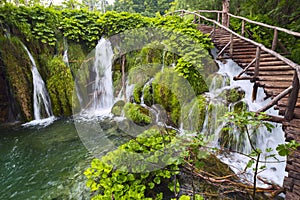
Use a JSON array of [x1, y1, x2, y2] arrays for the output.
[[204, 57, 286, 187], [22, 45, 54, 126], [89, 38, 114, 116]]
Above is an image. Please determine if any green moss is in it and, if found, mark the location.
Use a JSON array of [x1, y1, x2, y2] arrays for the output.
[[111, 100, 125, 116], [46, 56, 74, 116], [0, 37, 33, 121], [143, 84, 154, 106], [133, 84, 143, 104], [219, 87, 245, 103], [124, 103, 152, 125], [128, 63, 162, 85], [112, 70, 122, 96], [67, 42, 88, 76], [152, 68, 198, 126]]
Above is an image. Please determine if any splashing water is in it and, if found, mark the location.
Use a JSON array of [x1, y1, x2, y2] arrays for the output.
[[204, 56, 286, 187], [88, 38, 114, 116]]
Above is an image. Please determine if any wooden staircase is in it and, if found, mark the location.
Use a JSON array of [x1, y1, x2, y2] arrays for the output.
[[165, 9, 300, 199], [199, 25, 300, 200]]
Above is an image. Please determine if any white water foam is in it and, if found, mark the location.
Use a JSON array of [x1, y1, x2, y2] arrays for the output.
[[206, 57, 286, 187]]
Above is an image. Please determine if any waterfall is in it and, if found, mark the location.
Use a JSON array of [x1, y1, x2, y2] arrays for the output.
[[204, 57, 286, 187], [88, 38, 114, 116], [22, 45, 54, 126]]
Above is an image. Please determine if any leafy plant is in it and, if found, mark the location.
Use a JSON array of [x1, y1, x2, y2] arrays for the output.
[[222, 111, 300, 199], [84, 128, 186, 199]]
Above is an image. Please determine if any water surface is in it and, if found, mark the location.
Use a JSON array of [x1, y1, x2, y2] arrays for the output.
[[0, 119, 92, 199]]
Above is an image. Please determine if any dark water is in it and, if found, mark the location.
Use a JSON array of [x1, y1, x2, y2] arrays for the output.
[[0, 119, 92, 200]]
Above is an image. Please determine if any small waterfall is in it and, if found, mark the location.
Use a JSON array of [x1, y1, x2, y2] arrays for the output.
[[22, 45, 55, 126], [25, 48, 53, 120], [204, 57, 286, 187], [88, 38, 114, 116], [31, 67, 53, 120]]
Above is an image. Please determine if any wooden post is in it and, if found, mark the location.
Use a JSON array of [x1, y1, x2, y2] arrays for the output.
[[241, 20, 245, 36], [254, 46, 261, 79], [222, 0, 230, 27], [198, 14, 201, 24], [252, 47, 261, 101], [217, 12, 220, 23], [229, 33, 233, 55], [285, 71, 300, 121], [252, 83, 259, 102], [194, 14, 196, 23], [272, 28, 278, 51], [122, 54, 126, 101]]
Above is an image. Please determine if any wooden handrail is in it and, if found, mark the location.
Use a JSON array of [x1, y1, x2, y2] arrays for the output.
[[227, 13, 300, 38], [165, 10, 300, 71]]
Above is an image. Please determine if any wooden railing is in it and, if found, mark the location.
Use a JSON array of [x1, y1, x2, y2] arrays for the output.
[[165, 10, 300, 122]]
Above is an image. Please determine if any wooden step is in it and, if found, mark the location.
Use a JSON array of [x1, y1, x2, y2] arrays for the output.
[[259, 61, 287, 66], [257, 81, 292, 88], [248, 65, 293, 71], [255, 70, 294, 76], [258, 76, 293, 82]]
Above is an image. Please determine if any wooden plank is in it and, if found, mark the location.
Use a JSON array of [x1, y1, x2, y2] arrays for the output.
[[257, 82, 292, 88], [258, 76, 293, 81], [256, 71, 295, 76], [248, 65, 292, 71], [238, 57, 279, 63], [259, 61, 287, 66]]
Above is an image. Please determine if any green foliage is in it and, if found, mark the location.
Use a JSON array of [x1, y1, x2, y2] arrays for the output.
[[172, 194, 204, 200], [276, 140, 300, 156], [175, 58, 208, 95], [228, 0, 300, 63], [112, 0, 174, 17], [0, 5, 58, 46], [123, 103, 152, 125], [84, 128, 186, 199]]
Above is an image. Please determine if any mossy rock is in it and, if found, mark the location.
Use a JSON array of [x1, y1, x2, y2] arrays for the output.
[[112, 70, 122, 97], [111, 100, 125, 116], [219, 87, 245, 103], [204, 103, 228, 136], [67, 42, 88, 76], [181, 95, 207, 132], [233, 101, 248, 113], [0, 37, 33, 121], [207, 73, 230, 90], [143, 84, 154, 106], [133, 84, 143, 104], [46, 56, 73, 116], [152, 68, 198, 126], [128, 63, 162, 85], [123, 103, 152, 125]]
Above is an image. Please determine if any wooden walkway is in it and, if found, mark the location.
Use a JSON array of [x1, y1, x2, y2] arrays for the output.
[[166, 10, 300, 199]]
